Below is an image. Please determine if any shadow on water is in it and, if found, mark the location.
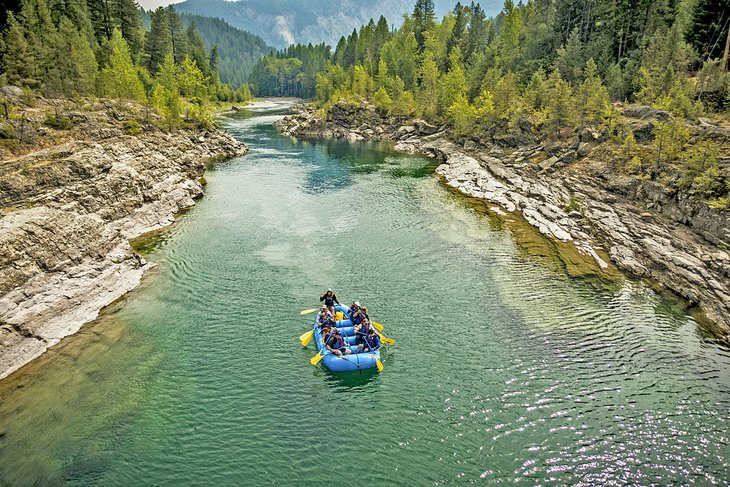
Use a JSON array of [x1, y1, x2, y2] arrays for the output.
[[318, 367, 380, 389]]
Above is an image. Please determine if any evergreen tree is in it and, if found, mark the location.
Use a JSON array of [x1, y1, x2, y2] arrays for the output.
[[112, 0, 143, 59], [100, 28, 144, 101], [575, 58, 609, 125], [0, 12, 35, 86], [166, 6, 188, 64], [144, 6, 172, 75], [438, 46, 467, 114], [19, 0, 62, 94], [152, 52, 181, 129], [56, 16, 97, 95], [186, 20, 210, 77], [497, 0, 522, 71], [87, 0, 112, 42], [412, 0, 435, 51], [445, 2, 467, 68], [686, 0, 729, 66], [554, 28, 585, 85], [544, 69, 576, 135], [464, 2, 488, 64]]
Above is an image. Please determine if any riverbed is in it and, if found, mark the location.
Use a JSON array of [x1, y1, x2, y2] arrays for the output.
[[0, 101, 728, 485]]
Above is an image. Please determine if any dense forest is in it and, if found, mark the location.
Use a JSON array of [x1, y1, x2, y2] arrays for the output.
[[250, 0, 729, 208], [0, 0, 254, 131], [178, 14, 274, 87], [250, 0, 729, 117]]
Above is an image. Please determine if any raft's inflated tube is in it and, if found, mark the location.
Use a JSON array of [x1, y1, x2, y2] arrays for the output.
[[312, 309, 381, 372]]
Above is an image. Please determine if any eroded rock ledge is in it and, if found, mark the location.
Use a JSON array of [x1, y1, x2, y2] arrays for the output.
[[0, 103, 247, 380], [276, 103, 730, 343]]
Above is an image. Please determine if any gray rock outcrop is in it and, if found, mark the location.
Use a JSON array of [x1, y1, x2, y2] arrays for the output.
[[0, 125, 247, 379], [276, 103, 730, 343]]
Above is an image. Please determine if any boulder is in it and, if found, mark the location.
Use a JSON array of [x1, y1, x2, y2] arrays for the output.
[[578, 126, 604, 143], [396, 125, 416, 139], [413, 119, 439, 135], [577, 142, 591, 157], [623, 105, 670, 122]]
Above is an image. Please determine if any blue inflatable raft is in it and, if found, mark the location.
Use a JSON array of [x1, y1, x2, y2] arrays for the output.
[[313, 305, 381, 372]]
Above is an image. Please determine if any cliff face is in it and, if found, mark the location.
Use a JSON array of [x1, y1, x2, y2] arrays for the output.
[[276, 103, 730, 343], [0, 98, 247, 380]]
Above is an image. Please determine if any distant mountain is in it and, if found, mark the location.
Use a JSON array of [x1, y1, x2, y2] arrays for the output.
[[172, 0, 504, 48], [179, 14, 274, 86]]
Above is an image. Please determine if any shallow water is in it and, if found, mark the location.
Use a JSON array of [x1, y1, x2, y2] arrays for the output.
[[1, 101, 729, 485]]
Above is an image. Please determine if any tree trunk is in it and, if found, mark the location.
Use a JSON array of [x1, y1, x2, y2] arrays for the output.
[[723, 22, 730, 71]]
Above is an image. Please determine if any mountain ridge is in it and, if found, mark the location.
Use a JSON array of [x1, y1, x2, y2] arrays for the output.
[[172, 0, 503, 48]]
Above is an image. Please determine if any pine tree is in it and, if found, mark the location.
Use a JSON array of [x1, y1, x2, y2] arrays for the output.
[[56, 17, 97, 95], [186, 21, 210, 77], [100, 28, 144, 101], [437, 46, 467, 114], [0, 12, 35, 85], [464, 1, 488, 64], [144, 7, 172, 75], [19, 0, 61, 92], [87, 0, 112, 43], [554, 28, 585, 85], [112, 0, 143, 59], [419, 51, 439, 118], [166, 6, 188, 64], [575, 58, 609, 125], [412, 0, 435, 51], [497, 0, 522, 70], [153, 52, 181, 129], [445, 2, 467, 67], [544, 69, 576, 135]]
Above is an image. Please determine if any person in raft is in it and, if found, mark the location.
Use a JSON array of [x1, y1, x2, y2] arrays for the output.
[[359, 328, 380, 353], [326, 328, 351, 357], [321, 325, 333, 345], [349, 301, 362, 321], [353, 318, 372, 351], [351, 305, 369, 325], [316, 305, 334, 329], [320, 288, 339, 317]]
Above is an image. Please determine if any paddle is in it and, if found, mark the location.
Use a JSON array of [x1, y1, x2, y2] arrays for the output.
[[371, 321, 384, 331], [300, 329, 313, 347], [375, 331, 395, 346], [363, 334, 384, 372], [376, 357, 384, 372], [300, 308, 319, 315], [310, 350, 325, 365]]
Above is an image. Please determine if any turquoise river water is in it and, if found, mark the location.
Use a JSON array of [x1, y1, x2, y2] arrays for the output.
[[0, 101, 729, 485]]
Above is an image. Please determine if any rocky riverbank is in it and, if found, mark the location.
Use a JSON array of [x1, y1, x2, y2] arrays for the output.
[[276, 103, 730, 343], [0, 93, 247, 380]]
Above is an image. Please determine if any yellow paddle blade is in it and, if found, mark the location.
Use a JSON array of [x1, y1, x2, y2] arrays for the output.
[[375, 331, 395, 346], [372, 321, 384, 331], [310, 351, 324, 365], [299, 329, 313, 347], [300, 308, 319, 315], [376, 358, 384, 372]]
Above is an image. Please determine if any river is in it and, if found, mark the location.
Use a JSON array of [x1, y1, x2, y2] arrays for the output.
[[1, 101, 728, 485]]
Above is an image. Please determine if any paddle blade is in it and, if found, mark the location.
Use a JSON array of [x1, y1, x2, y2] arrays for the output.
[[375, 331, 395, 346], [372, 321, 384, 331], [376, 358, 384, 372], [310, 352, 323, 365], [300, 308, 318, 315], [299, 329, 313, 347]]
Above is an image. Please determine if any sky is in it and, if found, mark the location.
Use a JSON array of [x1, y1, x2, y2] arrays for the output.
[[137, 0, 181, 10]]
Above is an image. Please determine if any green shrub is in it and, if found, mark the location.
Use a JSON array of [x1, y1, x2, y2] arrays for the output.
[[123, 119, 142, 136], [44, 112, 72, 129]]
